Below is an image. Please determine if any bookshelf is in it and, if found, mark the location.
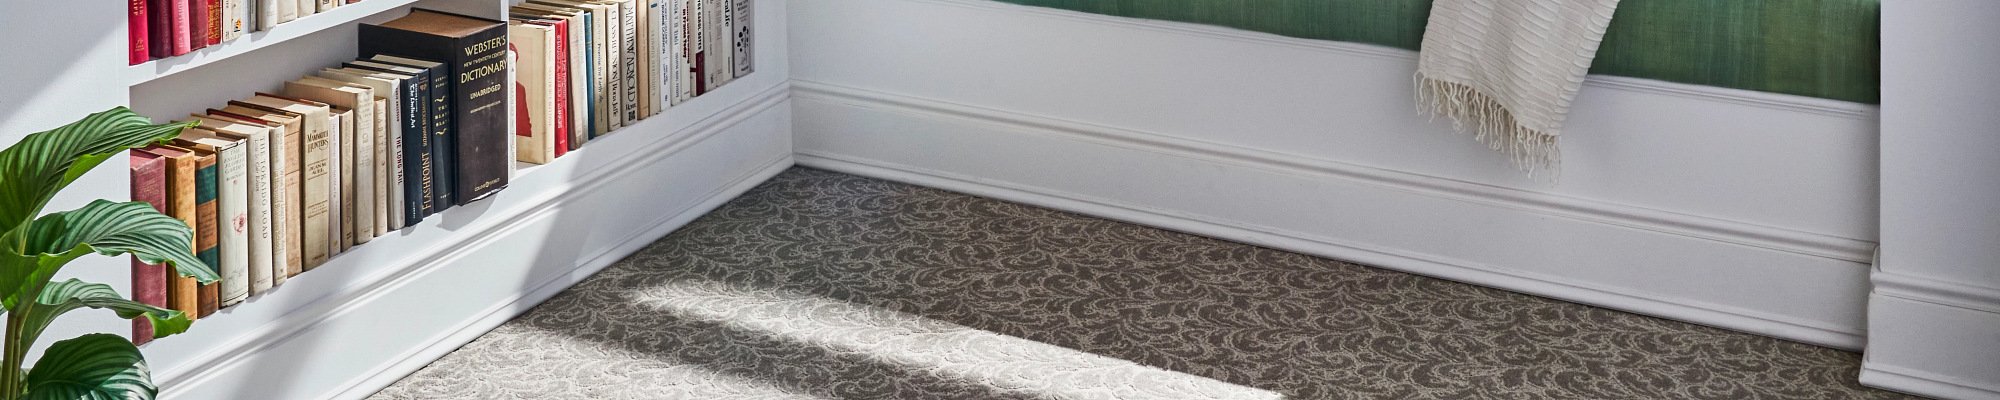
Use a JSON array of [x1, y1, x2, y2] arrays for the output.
[[1, 0, 793, 398]]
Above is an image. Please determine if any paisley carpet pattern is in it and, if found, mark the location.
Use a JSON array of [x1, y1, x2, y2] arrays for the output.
[[372, 168, 1912, 400]]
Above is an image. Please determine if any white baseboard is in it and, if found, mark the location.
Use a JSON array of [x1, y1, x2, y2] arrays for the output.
[[155, 83, 796, 400], [792, 82, 1873, 350], [1861, 276, 2000, 400]]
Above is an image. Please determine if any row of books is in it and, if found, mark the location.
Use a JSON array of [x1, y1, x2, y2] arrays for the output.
[[129, 0, 363, 64], [127, 9, 513, 343], [508, 0, 754, 163]]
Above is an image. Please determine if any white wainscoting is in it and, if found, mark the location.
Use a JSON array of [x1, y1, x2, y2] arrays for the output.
[[788, 0, 1881, 349]]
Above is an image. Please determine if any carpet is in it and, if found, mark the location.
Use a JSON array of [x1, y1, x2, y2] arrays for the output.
[[371, 168, 1911, 399]]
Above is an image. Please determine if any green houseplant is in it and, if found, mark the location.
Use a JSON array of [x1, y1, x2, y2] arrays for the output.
[[0, 107, 217, 399]]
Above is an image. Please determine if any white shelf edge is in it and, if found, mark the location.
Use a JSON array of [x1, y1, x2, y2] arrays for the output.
[[126, 0, 424, 87]]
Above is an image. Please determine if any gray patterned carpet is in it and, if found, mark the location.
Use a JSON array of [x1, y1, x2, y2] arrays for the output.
[[372, 168, 1911, 400]]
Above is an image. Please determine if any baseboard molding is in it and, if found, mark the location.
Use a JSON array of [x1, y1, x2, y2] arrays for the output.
[[1861, 293, 2000, 400], [792, 82, 1872, 349], [896, 0, 1879, 119], [155, 83, 796, 400]]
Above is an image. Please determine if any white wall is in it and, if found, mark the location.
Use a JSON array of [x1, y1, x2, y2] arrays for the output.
[[789, 0, 1880, 350], [0, 0, 795, 399], [1864, 1, 2000, 399]]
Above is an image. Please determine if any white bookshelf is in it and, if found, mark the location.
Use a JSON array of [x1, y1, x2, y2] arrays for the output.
[[2, 0, 793, 398]]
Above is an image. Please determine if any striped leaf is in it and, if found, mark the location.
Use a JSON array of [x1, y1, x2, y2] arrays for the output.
[[0, 107, 191, 236], [21, 334, 155, 400], [0, 201, 214, 310], [18, 280, 194, 354]]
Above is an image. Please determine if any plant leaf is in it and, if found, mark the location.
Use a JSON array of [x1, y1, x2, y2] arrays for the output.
[[0, 201, 213, 310], [18, 280, 194, 352], [21, 333, 156, 400], [0, 107, 191, 234]]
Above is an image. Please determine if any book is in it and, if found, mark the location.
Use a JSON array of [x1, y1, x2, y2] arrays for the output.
[[705, 0, 730, 90], [176, 131, 249, 307], [284, 79, 377, 244], [660, 0, 683, 107], [509, 21, 557, 165], [731, 0, 750, 78], [360, 10, 513, 205], [220, 0, 244, 42], [131, 0, 150, 65], [531, 0, 607, 139], [171, 0, 193, 55], [327, 66, 430, 225], [257, 0, 295, 31], [180, 144, 220, 317], [191, 0, 214, 48], [148, 0, 173, 58], [189, 115, 276, 294], [128, 150, 170, 344], [212, 107, 302, 281], [235, 96, 331, 270], [513, 5, 586, 155], [316, 70, 404, 231], [316, 0, 335, 13], [612, 0, 633, 129], [636, 0, 654, 118], [294, 0, 314, 18], [671, 0, 692, 105], [140, 146, 203, 320], [355, 57, 453, 210], [689, 0, 705, 94], [326, 106, 350, 252]]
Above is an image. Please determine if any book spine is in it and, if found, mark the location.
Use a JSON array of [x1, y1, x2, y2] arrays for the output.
[[294, 0, 313, 18], [216, 143, 249, 307], [427, 66, 453, 209], [387, 95, 405, 230], [712, 0, 731, 88], [149, 0, 172, 58], [203, 0, 221, 46], [277, 118, 303, 279], [732, 0, 750, 78], [165, 153, 200, 319], [351, 100, 375, 245], [171, 0, 193, 55], [128, 152, 169, 344], [567, 16, 587, 151], [401, 75, 433, 223], [552, 21, 571, 159], [705, 0, 727, 90], [689, 0, 704, 94], [244, 130, 275, 294], [329, 110, 348, 252], [658, 0, 676, 109], [223, 0, 245, 41], [315, 0, 335, 13], [587, 12, 607, 138], [605, 4, 625, 130], [373, 97, 391, 235], [192, 154, 219, 317], [302, 110, 332, 270], [639, 0, 656, 118], [130, 0, 149, 65], [454, 26, 513, 203], [620, 0, 638, 125], [511, 24, 548, 165], [673, 0, 690, 104], [255, 0, 280, 30]]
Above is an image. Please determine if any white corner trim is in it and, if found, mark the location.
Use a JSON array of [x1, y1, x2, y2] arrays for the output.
[[894, 0, 1880, 119], [1860, 364, 2000, 400], [156, 84, 793, 395], [792, 80, 1878, 264], [1872, 271, 2000, 314], [320, 155, 796, 400]]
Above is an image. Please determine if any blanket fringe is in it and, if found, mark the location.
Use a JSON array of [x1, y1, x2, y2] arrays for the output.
[[1414, 72, 1562, 179]]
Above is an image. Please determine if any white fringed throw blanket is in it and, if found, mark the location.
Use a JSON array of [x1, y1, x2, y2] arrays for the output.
[[1416, 0, 1622, 177]]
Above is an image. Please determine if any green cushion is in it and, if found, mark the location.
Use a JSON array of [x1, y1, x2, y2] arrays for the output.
[[993, 0, 1879, 103]]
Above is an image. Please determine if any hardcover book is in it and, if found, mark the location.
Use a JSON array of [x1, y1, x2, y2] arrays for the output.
[[317, 70, 405, 230], [141, 146, 202, 320], [355, 57, 453, 210], [190, 0, 213, 49], [148, 0, 173, 58], [731, 0, 751, 78], [326, 106, 351, 252], [181, 145, 220, 317], [190, 115, 277, 294], [257, 0, 296, 31], [171, 0, 193, 55], [235, 96, 332, 270], [510, 21, 557, 165], [213, 106, 302, 280], [177, 131, 250, 307], [128, 150, 171, 344], [221, 0, 245, 41], [516, 4, 591, 150], [295, 0, 314, 18], [360, 9, 513, 205], [130, 0, 149, 64]]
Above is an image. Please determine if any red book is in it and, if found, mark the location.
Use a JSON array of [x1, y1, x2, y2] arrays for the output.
[[129, 0, 149, 64], [148, 0, 172, 58], [170, 0, 192, 55], [187, 0, 210, 51], [128, 150, 172, 345], [529, 19, 571, 158], [204, 0, 222, 46]]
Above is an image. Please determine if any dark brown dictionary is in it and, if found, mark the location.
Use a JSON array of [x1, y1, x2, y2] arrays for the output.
[[359, 9, 512, 205]]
